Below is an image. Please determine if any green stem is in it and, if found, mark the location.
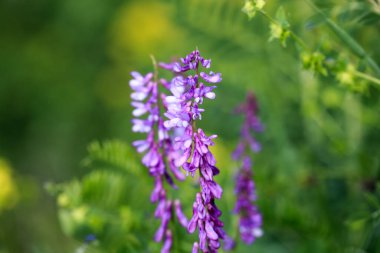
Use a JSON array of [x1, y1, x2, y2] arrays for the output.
[[258, 10, 277, 24], [150, 54, 159, 82], [366, 58, 380, 76], [290, 32, 309, 51], [353, 71, 380, 87]]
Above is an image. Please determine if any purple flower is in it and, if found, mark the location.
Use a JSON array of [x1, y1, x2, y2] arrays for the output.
[[161, 230, 173, 253], [131, 101, 150, 116], [159, 62, 177, 71], [192, 242, 199, 253], [223, 235, 236, 251], [133, 139, 151, 153], [130, 71, 153, 89], [174, 200, 188, 227], [231, 92, 264, 245], [194, 83, 216, 104], [131, 119, 152, 133], [160, 50, 221, 131], [130, 69, 188, 252], [154, 197, 172, 242], [170, 76, 188, 97], [160, 49, 225, 252], [200, 72, 222, 83]]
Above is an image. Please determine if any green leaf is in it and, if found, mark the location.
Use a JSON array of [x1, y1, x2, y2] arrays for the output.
[[364, 192, 380, 209], [54, 169, 150, 252], [275, 6, 290, 28], [82, 140, 142, 175]]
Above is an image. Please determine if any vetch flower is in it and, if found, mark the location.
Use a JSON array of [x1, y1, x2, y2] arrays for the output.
[[199, 72, 222, 83], [131, 119, 152, 133], [130, 65, 188, 252], [160, 49, 225, 253], [174, 200, 188, 227], [130, 71, 153, 89], [231, 92, 264, 246]]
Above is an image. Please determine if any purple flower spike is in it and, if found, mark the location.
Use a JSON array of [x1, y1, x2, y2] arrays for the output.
[[130, 69, 188, 252], [231, 91, 264, 246], [133, 50, 224, 252], [161, 49, 225, 252]]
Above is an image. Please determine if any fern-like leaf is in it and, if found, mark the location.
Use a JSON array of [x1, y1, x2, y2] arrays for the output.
[[81, 140, 142, 175]]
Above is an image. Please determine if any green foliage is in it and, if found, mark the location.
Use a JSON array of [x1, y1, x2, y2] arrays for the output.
[[46, 139, 207, 253], [82, 140, 142, 175], [268, 7, 291, 47], [47, 140, 150, 253], [1, 0, 380, 252], [243, 0, 380, 92], [301, 51, 328, 76]]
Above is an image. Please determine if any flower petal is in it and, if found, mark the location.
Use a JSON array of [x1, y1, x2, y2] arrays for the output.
[[200, 72, 222, 83]]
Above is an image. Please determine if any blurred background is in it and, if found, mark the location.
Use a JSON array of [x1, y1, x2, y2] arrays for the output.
[[1, 0, 380, 252]]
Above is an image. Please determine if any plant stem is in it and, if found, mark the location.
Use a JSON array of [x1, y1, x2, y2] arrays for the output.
[[258, 10, 277, 24], [353, 71, 380, 87], [290, 33, 309, 51], [150, 54, 159, 82]]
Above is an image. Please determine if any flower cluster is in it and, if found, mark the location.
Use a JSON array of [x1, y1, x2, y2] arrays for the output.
[[131, 49, 226, 252], [232, 92, 263, 244], [160, 50, 226, 253], [130, 70, 187, 253]]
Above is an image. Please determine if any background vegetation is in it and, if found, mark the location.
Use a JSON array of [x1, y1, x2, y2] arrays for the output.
[[1, 0, 380, 252]]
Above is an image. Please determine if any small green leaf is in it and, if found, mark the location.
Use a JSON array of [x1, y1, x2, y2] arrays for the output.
[[275, 6, 290, 28]]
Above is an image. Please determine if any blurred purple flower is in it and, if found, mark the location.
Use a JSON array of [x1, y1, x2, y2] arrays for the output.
[[231, 92, 263, 246]]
